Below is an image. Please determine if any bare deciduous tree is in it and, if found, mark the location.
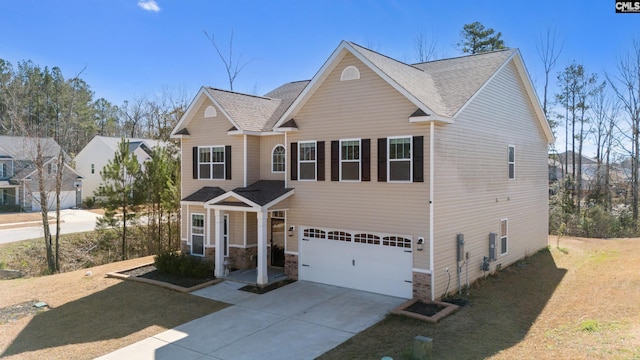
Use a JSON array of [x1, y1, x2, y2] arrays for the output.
[[204, 30, 254, 91]]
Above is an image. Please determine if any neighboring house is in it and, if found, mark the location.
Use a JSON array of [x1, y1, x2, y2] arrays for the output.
[[74, 136, 170, 200], [557, 151, 600, 190], [0, 135, 83, 212], [171, 41, 554, 301]]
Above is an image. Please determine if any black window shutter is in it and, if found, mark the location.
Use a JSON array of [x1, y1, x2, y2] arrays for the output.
[[377, 138, 387, 181], [290, 142, 298, 180], [225, 145, 232, 180], [192, 146, 198, 179], [331, 140, 339, 181], [362, 139, 371, 181], [413, 136, 424, 182], [317, 141, 325, 181]]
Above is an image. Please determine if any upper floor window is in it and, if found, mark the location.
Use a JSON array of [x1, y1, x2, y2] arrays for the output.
[[47, 162, 58, 175], [388, 137, 412, 182], [508, 145, 515, 180], [340, 139, 360, 181], [500, 219, 508, 255], [199, 146, 225, 179], [298, 141, 316, 180], [0, 163, 7, 178], [272, 145, 285, 173]]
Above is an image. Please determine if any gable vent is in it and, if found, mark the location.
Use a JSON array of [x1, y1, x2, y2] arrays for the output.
[[340, 65, 360, 81], [204, 106, 217, 118]]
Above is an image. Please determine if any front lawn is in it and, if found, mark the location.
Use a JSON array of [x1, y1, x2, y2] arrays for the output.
[[321, 237, 640, 359]]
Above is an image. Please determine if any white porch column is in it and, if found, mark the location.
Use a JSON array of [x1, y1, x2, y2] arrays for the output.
[[214, 209, 225, 277], [256, 210, 268, 285]]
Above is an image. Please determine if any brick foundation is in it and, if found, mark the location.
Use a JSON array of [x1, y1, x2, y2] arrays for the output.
[[413, 271, 432, 301], [285, 253, 298, 280]]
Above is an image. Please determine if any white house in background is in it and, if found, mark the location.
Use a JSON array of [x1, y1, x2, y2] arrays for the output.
[[74, 136, 170, 200], [0, 135, 84, 212]]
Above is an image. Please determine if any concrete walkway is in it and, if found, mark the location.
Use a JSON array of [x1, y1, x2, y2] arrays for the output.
[[98, 280, 406, 360]]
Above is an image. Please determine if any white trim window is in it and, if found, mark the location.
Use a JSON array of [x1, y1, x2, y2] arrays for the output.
[[199, 146, 225, 179], [298, 141, 316, 180], [223, 214, 229, 257], [272, 144, 286, 173], [0, 162, 6, 178], [388, 136, 412, 182], [508, 145, 515, 180], [500, 219, 508, 255], [191, 213, 205, 256], [340, 139, 360, 181]]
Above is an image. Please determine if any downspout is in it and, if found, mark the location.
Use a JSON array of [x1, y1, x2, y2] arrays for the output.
[[243, 135, 248, 187], [430, 121, 435, 301], [284, 131, 288, 188]]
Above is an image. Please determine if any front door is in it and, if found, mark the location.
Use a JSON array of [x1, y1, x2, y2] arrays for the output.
[[270, 218, 285, 267]]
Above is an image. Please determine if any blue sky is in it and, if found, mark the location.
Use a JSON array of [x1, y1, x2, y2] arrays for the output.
[[1, 0, 638, 153]]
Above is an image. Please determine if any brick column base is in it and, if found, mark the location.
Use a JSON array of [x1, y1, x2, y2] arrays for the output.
[[413, 271, 432, 301], [285, 253, 298, 280]]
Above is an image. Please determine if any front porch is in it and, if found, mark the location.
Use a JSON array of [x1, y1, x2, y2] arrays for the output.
[[224, 266, 287, 286]]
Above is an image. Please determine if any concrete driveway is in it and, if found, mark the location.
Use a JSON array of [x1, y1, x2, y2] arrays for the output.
[[98, 280, 406, 360]]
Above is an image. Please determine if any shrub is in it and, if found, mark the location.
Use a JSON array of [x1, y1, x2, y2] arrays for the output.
[[154, 252, 213, 279], [84, 197, 95, 209]]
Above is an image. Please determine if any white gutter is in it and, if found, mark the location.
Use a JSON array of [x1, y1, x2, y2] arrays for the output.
[[243, 135, 247, 187], [430, 121, 435, 301], [284, 131, 288, 188]]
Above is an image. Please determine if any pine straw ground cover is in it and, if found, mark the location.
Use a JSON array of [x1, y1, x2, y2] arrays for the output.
[[0, 256, 229, 360], [321, 237, 640, 360]]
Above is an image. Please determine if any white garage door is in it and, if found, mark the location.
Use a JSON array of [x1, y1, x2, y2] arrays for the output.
[[299, 227, 413, 298], [32, 191, 76, 212]]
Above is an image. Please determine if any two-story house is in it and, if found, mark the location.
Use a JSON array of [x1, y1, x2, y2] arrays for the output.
[[0, 135, 83, 212], [74, 136, 171, 200], [171, 41, 554, 301]]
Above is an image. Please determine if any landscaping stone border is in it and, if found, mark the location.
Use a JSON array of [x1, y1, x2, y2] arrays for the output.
[[391, 299, 460, 323], [106, 262, 223, 293]]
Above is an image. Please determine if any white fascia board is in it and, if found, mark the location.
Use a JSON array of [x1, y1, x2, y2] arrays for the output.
[[409, 115, 454, 124], [171, 87, 243, 137], [274, 127, 299, 133], [205, 191, 261, 210]]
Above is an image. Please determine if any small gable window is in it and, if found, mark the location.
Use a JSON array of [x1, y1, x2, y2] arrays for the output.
[[508, 145, 515, 180], [204, 106, 217, 118], [272, 144, 286, 173], [340, 65, 360, 81]]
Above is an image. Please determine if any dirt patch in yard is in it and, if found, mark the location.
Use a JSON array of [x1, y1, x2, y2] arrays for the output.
[[0, 256, 229, 360], [320, 237, 640, 360]]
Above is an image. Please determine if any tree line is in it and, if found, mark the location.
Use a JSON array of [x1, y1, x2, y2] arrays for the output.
[[0, 59, 185, 272]]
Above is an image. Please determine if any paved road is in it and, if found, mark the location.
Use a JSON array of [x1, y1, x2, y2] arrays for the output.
[[0, 209, 101, 244]]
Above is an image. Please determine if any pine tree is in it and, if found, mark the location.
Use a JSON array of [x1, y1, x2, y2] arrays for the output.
[[458, 22, 507, 54], [96, 139, 143, 260]]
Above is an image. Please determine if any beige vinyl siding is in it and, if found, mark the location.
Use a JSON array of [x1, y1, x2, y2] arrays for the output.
[[285, 52, 431, 269], [181, 204, 188, 240], [246, 213, 257, 246], [431, 60, 549, 298], [259, 135, 286, 180], [228, 211, 245, 246], [246, 135, 261, 185], [180, 96, 246, 198]]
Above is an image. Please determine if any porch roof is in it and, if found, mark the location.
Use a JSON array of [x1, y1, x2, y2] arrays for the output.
[[208, 180, 294, 211], [181, 186, 225, 202]]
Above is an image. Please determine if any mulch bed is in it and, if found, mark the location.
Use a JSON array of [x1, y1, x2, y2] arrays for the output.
[[121, 265, 215, 289], [405, 301, 447, 317], [239, 279, 296, 294], [0, 300, 48, 325]]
